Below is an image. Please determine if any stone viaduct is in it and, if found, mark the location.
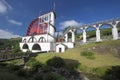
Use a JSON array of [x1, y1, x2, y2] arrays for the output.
[[63, 18, 120, 43]]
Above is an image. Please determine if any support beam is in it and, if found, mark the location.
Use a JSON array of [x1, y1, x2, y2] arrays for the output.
[[72, 32, 75, 42], [96, 27, 102, 42], [65, 34, 68, 42], [112, 26, 118, 40], [83, 29, 87, 43]]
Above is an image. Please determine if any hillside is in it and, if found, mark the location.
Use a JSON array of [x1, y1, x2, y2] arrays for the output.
[[0, 39, 120, 80], [36, 39, 120, 66], [36, 39, 120, 78], [0, 38, 21, 49]]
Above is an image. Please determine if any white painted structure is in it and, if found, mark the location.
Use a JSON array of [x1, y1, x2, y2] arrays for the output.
[[20, 11, 120, 53], [20, 12, 56, 53], [56, 43, 67, 53], [19, 11, 75, 53], [62, 18, 120, 43]]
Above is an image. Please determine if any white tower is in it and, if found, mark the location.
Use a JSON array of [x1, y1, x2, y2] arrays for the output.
[[20, 11, 56, 53]]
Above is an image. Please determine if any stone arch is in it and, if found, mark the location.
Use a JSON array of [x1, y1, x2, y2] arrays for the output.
[[32, 44, 41, 50], [76, 28, 83, 42], [38, 37, 46, 42], [68, 31, 72, 42], [86, 26, 96, 42], [99, 23, 113, 28], [28, 36, 37, 42], [22, 44, 29, 49], [99, 24, 113, 40]]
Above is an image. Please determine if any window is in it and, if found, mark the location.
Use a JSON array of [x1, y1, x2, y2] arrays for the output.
[[59, 48, 62, 52], [38, 37, 46, 42], [32, 44, 41, 50], [22, 44, 28, 49]]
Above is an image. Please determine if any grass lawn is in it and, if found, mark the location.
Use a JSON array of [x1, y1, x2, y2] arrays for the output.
[[36, 39, 120, 68]]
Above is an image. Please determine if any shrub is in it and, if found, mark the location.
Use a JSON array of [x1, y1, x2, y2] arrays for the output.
[[16, 69, 26, 77], [102, 66, 120, 80], [77, 64, 88, 72], [12, 43, 20, 53], [43, 72, 65, 80], [46, 57, 66, 68], [16, 69, 33, 78], [7, 64, 21, 72], [81, 51, 95, 59], [41, 65, 52, 73], [92, 67, 107, 76], [0, 71, 19, 80], [0, 63, 7, 67], [34, 73, 43, 80], [26, 57, 42, 70]]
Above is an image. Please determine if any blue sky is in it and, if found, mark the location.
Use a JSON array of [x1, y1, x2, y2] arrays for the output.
[[0, 0, 120, 38]]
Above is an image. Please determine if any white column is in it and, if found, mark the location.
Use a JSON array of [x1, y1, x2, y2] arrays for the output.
[[65, 34, 68, 42], [72, 32, 75, 42], [96, 27, 101, 42], [83, 29, 87, 43], [112, 26, 118, 40]]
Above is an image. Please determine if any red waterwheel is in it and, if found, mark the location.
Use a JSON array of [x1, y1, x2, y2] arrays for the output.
[[26, 18, 48, 36]]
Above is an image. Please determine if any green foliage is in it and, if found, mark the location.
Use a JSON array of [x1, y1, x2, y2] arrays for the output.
[[64, 59, 80, 71], [16, 69, 27, 77], [81, 51, 95, 59], [34, 72, 65, 80], [12, 43, 20, 53], [41, 65, 52, 73], [34, 73, 43, 80], [102, 66, 120, 80], [46, 57, 66, 68], [7, 64, 21, 72], [100, 28, 112, 36], [92, 67, 108, 76], [78, 64, 88, 72], [26, 57, 42, 71], [0, 38, 21, 49], [0, 71, 19, 80], [43, 72, 65, 80]]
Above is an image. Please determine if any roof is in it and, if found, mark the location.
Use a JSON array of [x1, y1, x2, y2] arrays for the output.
[[56, 43, 67, 47]]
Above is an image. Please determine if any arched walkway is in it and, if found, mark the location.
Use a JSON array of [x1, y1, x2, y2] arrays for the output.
[[76, 29, 83, 43], [32, 44, 41, 50], [68, 32, 72, 42], [86, 27, 96, 42], [99, 24, 113, 40], [22, 44, 29, 49]]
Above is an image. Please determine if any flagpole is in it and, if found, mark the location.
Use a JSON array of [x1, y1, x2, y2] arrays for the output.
[[53, 2, 55, 12]]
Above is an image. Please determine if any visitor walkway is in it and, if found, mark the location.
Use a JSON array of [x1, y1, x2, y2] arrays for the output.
[[0, 53, 30, 62]]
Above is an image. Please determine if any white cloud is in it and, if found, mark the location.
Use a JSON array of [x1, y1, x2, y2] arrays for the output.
[[0, 0, 12, 14], [0, 29, 21, 39], [8, 19, 22, 26], [59, 20, 83, 30]]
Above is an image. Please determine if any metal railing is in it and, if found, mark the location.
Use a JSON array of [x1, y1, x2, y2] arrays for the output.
[[0, 53, 30, 62]]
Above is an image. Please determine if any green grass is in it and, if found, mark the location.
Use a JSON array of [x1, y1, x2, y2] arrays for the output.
[[80, 51, 95, 59], [36, 39, 120, 76], [36, 51, 120, 67]]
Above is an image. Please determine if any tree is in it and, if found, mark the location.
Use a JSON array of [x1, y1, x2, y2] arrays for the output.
[[12, 43, 20, 53], [102, 66, 120, 80], [46, 57, 66, 68]]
